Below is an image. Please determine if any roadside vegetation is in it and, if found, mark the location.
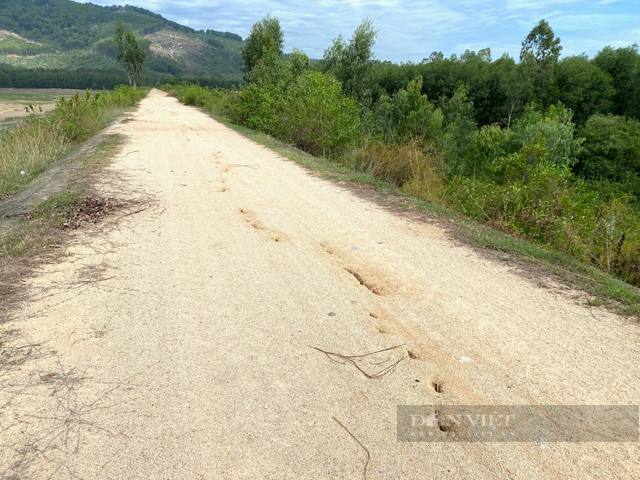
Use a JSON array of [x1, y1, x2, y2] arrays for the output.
[[0, 134, 125, 322], [164, 16, 640, 312], [0, 134, 122, 256], [0, 86, 145, 198]]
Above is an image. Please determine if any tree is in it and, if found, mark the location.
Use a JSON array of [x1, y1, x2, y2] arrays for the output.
[[549, 55, 614, 125], [114, 19, 146, 88], [440, 84, 479, 176], [287, 48, 310, 78], [370, 75, 444, 144], [423, 51, 444, 63], [323, 19, 378, 107], [520, 19, 562, 65], [576, 114, 640, 189], [520, 20, 562, 107], [510, 103, 582, 168], [241, 15, 284, 80]]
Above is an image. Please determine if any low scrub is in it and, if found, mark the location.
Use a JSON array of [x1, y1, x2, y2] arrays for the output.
[[0, 86, 145, 197], [356, 140, 444, 202], [168, 55, 360, 158], [258, 70, 360, 157]]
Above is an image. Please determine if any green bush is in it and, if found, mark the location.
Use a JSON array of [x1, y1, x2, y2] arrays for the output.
[[368, 75, 444, 144], [274, 71, 360, 156], [576, 114, 640, 192], [169, 39, 360, 158], [446, 142, 599, 256], [168, 83, 238, 117]]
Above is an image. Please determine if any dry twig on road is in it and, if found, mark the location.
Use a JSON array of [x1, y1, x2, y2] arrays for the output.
[[333, 416, 370, 480], [311, 344, 407, 379]]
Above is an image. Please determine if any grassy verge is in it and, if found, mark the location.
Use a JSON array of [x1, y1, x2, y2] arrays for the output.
[[0, 86, 146, 198], [198, 108, 640, 317]]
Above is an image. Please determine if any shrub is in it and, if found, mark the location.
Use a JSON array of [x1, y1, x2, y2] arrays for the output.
[[276, 71, 361, 156], [368, 75, 444, 144], [576, 114, 640, 193], [446, 140, 598, 250]]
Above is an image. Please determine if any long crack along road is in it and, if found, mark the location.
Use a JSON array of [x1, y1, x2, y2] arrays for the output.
[[2, 89, 640, 479]]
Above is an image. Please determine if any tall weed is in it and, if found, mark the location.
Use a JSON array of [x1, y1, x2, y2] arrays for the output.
[[356, 140, 445, 202], [0, 86, 144, 196]]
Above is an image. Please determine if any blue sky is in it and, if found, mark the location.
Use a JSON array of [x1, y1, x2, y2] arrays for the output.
[[84, 0, 639, 62]]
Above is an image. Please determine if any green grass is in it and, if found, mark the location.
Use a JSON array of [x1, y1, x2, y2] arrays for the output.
[[198, 107, 640, 317], [0, 88, 79, 103], [0, 48, 119, 71], [0, 37, 53, 56]]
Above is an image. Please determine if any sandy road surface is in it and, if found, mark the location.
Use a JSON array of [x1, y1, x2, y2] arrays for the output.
[[2, 89, 639, 479]]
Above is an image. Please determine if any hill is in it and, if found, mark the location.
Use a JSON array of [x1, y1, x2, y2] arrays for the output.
[[0, 0, 245, 85]]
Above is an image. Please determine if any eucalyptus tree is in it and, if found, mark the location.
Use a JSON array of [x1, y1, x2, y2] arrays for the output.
[[241, 15, 284, 80], [323, 19, 378, 107], [519, 19, 562, 106], [114, 19, 146, 88]]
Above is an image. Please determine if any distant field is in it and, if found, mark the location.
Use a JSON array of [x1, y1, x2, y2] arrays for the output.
[[0, 88, 81, 124]]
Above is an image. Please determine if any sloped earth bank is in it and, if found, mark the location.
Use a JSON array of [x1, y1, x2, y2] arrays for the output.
[[1, 89, 639, 479]]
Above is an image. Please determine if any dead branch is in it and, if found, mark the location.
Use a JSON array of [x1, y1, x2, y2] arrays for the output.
[[311, 344, 407, 379], [121, 207, 148, 217], [229, 163, 258, 169], [333, 416, 370, 480], [75, 276, 115, 284]]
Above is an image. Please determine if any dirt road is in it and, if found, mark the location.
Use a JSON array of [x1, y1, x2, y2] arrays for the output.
[[2, 89, 639, 479]]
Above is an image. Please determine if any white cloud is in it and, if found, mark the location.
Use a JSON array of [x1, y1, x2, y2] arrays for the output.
[[80, 0, 640, 62], [506, 0, 584, 9]]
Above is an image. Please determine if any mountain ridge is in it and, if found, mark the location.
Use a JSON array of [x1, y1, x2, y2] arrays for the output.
[[0, 0, 245, 83]]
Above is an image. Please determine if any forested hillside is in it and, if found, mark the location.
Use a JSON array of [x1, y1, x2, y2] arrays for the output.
[[0, 0, 244, 85]]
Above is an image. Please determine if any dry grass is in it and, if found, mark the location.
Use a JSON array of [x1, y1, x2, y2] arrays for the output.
[[0, 87, 145, 198], [0, 122, 71, 196], [356, 140, 444, 203]]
